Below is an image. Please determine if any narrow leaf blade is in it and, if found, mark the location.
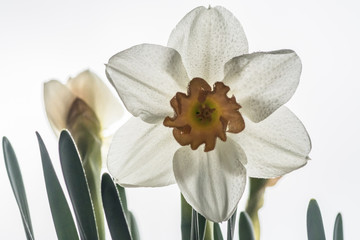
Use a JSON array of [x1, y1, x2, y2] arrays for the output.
[[128, 211, 140, 240], [101, 173, 132, 240], [117, 184, 128, 212], [36, 132, 79, 240], [198, 214, 206, 240], [2, 137, 34, 240], [59, 130, 99, 240], [333, 213, 343, 240], [307, 199, 326, 240], [181, 194, 192, 240], [227, 210, 237, 240], [116, 183, 139, 240], [191, 209, 200, 240], [214, 223, 224, 240], [239, 212, 255, 240]]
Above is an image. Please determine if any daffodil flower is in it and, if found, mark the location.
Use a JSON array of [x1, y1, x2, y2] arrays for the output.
[[44, 70, 124, 138], [106, 6, 311, 222]]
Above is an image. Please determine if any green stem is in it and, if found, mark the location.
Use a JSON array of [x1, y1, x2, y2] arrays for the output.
[[245, 177, 281, 240], [66, 98, 105, 240], [81, 137, 104, 240], [181, 194, 214, 240], [204, 221, 214, 240], [245, 178, 267, 240]]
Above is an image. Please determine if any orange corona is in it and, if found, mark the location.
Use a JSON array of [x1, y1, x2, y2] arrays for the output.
[[164, 78, 245, 152]]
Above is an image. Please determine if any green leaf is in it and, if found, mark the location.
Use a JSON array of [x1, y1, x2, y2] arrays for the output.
[[181, 195, 208, 240], [2, 137, 34, 240], [227, 210, 237, 240], [36, 132, 79, 240], [198, 214, 207, 240], [101, 173, 132, 240], [66, 97, 105, 240], [58, 130, 99, 240], [191, 209, 200, 240], [117, 184, 139, 240], [117, 184, 128, 212], [181, 194, 192, 240], [128, 211, 140, 240], [307, 199, 326, 240], [333, 213, 343, 240], [213, 223, 224, 240], [239, 212, 255, 240]]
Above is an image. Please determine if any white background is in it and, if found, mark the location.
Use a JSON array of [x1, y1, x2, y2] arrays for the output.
[[1, 0, 360, 239]]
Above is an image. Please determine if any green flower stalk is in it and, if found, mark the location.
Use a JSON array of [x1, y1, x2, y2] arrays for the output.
[[181, 194, 214, 240], [245, 177, 280, 240]]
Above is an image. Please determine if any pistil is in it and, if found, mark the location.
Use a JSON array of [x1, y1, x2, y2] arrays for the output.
[[196, 105, 215, 122]]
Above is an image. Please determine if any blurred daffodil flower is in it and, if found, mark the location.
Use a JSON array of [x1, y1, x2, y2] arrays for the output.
[[105, 6, 311, 222], [44, 70, 124, 139]]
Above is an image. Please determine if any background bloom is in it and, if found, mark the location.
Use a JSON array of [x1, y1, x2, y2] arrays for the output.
[[44, 70, 124, 138], [106, 6, 311, 222]]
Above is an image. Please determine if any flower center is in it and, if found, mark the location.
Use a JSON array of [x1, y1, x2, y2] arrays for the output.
[[163, 78, 245, 152], [196, 104, 215, 122]]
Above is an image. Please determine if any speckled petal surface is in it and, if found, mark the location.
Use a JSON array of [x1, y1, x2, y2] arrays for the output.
[[173, 139, 247, 222], [168, 6, 248, 84], [223, 50, 301, 122], [106, 44, 190, 124], [229, 106, 311, 178], [44, 80, 76, 136], [107, 117, 180, 187], [67, 70, 124, 131]]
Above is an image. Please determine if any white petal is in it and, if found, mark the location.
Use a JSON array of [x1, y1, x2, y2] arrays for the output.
[[229, 106, 311, 178], [168, 6, 248, 84], [173, 140, 247, 222], [223, 50, 301, 122], [107, 117, 180, 187], [43, 80, 76, 136], [106, 44, 190, 124], [67, 70, 124, 131]]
